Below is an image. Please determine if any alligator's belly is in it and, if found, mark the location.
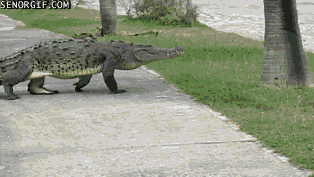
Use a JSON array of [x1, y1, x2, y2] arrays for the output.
[[50, 69, 102, 79], [27, 66, 103, 79]]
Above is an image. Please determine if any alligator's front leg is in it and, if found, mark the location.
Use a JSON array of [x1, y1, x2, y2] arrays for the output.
[[103, 73, 126, 94], [28, 77, 60, 95], [3, 82, 21, 100], [102, 55, 126, 94], [73, 74, 93, 92]]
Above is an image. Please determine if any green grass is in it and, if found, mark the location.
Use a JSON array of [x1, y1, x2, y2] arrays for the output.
[[1, 7, 314, 175]]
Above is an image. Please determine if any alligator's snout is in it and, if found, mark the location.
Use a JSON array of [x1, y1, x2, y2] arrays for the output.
[[134, 45, 185, 62], [169, 46, 184, 56], [165, 48, 184, 58]]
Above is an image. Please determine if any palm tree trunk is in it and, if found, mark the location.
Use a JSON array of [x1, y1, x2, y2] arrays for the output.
[[260, 0, 313, 89], [178, 0, 183, 9], [168, 0, 176, 9], [185, 0, 193, 24], [99, 0, 117, 35]]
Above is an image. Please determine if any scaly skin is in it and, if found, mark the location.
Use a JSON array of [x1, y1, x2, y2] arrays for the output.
[[0, 37, 184, 100]]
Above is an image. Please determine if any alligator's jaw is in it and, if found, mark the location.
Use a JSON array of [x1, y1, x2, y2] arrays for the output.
[[120, 60, 152, 70], [134, 45, 185, 62]]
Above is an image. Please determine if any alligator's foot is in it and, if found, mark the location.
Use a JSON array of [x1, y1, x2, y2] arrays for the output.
[[28, 87, 58, 95], [3, 83, 21, 100], [73, 75, 92, 93], [6, 94, 21, 100], [75, 87, 85, 92], [43, 87, 60, 94], [112, 89, 126, 94]]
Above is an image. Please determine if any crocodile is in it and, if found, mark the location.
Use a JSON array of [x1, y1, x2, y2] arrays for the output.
[[0, 37, 184, 100]]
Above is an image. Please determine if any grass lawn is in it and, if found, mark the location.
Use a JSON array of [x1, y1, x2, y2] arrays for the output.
[[1, 6, 314, 175]]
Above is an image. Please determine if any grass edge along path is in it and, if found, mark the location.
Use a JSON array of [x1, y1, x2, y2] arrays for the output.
[[1, 6, 314, 175]]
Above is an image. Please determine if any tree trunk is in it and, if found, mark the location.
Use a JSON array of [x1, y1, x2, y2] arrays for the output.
[[99, 0, 117, 35], [164, 0, 177, 11], [178, 0, 183, 9], [168, 0, 176, 7], [154, 0, 163, 6], [185, 0, 193, 24], [259, 0, 313, 89]]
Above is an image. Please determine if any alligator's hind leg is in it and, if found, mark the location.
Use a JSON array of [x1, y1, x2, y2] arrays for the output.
[[28, 77, 59, 94], [3, 82, 21, 100], [73, 74, 92, 92]]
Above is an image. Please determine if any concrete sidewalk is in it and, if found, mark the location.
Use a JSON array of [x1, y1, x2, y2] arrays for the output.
[[0, 13, 313, 177]]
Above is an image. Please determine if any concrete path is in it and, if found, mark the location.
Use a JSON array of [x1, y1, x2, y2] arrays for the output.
[[0, 13, 313, 177]]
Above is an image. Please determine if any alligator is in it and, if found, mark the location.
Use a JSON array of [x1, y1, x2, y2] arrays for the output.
[[0, 37, 184, 100]]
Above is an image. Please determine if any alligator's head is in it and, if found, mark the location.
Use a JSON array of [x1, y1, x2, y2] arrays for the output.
[[120, 44, 184, 70]]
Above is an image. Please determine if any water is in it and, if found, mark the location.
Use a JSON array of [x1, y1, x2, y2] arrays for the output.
[[194, 0, 314, 53], [78, 0, 314, 53]]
